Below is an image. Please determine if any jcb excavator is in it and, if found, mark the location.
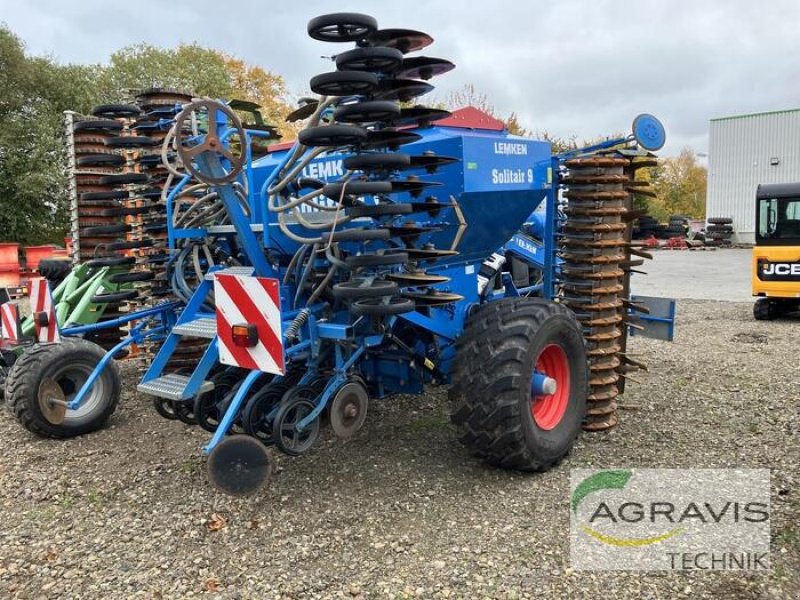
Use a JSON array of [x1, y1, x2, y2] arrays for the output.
[[753, 183, 800, 319]]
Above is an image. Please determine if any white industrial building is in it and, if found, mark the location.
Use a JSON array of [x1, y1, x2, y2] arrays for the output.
[[706, 108, 800, 243]]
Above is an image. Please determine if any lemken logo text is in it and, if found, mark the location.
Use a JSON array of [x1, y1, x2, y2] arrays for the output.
[[301, 158, 344, 180], [494, 142, 528, 156]]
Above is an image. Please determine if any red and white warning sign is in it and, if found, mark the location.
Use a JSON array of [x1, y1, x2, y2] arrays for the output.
[[30, 278, 60, 343], [0, 302, 20, 343], [214, 273, 284, 375]]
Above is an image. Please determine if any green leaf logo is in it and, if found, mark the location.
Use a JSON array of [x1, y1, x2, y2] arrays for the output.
[[572, 470, 682, 546], [572, 470, 632, 513]]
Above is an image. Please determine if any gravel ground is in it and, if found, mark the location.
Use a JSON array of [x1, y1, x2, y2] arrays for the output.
[[0, 300, 798, 599]]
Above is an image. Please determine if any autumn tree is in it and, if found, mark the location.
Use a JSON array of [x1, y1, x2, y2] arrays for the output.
[[441, 83, 583, 151], [221, 55, 295, 138], [0, 28, 300, 244], [648, 148, 707, 220]]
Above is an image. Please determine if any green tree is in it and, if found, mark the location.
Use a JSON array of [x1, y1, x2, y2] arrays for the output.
[[97, 43, 232, 101], [0, 30, 297, 244], [97, 44, 295, 135], [0, 26, 98, 245]]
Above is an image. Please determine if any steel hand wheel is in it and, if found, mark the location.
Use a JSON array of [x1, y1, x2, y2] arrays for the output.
[[174, 99, 246, 185]]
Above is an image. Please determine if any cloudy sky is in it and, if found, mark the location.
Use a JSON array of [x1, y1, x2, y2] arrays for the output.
[[2, 0, 798, 156]]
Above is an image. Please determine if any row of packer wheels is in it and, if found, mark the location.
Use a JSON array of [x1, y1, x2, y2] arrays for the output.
[[285, 13, 462, 313]]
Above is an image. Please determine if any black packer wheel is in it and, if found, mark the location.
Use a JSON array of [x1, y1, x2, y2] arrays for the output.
[[242, 373, 302, 444], [299, 125, 367, 148], [207, 436, 274, 496], [174, 399, 198, 425], [351, 296, 415, 316], [153, 398, 178, 420], [334, 100, 401, 124], [310, 71, 379, 96], [194, 370, 241, 432], [307, 13, 378, 42], [272, 387, 321, 456], [450, 298, 588, 471], [335, 46, 403, 73]]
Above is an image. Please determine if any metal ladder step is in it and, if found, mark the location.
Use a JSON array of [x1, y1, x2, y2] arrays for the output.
[[204, 266, 255, 280], [172, 317, 217, 339], [137, 373, 214, 401]]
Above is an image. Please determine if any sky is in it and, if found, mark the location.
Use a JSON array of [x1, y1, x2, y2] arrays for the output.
[[2, 0, 798, 157]]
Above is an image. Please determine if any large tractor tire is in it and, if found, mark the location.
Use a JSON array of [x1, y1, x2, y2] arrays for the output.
[[450, 298, 588, 471], [5, 338, 120, 438]]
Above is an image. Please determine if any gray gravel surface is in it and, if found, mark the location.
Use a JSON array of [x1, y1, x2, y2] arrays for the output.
[[0, 300, 798, 599], [632, 248, 753, 302]]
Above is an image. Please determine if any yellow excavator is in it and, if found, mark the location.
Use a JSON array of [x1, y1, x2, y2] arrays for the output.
[[752, 183, 800, 319]]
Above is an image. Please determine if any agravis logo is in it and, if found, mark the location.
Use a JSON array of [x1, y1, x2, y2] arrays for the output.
[[570, 469, 771, 571], [572, 470, 683, 546]]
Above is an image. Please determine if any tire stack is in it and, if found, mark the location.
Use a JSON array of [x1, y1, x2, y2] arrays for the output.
[[664, 214, 689, 239], [130, 88, 196, 306], [132, 88, 211, 372], [68, 104, 149, 350], [634, 215, 663, 239], [705, 217, 733, 246], [70, 109, 129, 262]]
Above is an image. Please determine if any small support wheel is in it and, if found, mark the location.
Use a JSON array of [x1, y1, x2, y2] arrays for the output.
[[329, 379, 369, 439], [173, 400, 198, 425], [5, 338, 121, 438], [207, 436, 274, 496], [272, 388, 321, 456], [153, 398, 178, 420]]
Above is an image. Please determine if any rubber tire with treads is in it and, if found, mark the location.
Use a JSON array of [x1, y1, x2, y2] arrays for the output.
[[753, 298, 777, 320], [38, 259, 72, 285], [5, 338, 120, 438], [450, 298, 587, 471], [707, 217, 732, 225]]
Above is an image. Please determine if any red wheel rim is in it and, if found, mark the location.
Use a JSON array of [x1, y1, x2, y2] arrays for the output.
[[531, 344, 570, 430]]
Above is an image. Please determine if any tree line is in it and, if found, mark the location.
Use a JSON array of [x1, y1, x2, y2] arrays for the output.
[[0, 26, 296, 245]]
